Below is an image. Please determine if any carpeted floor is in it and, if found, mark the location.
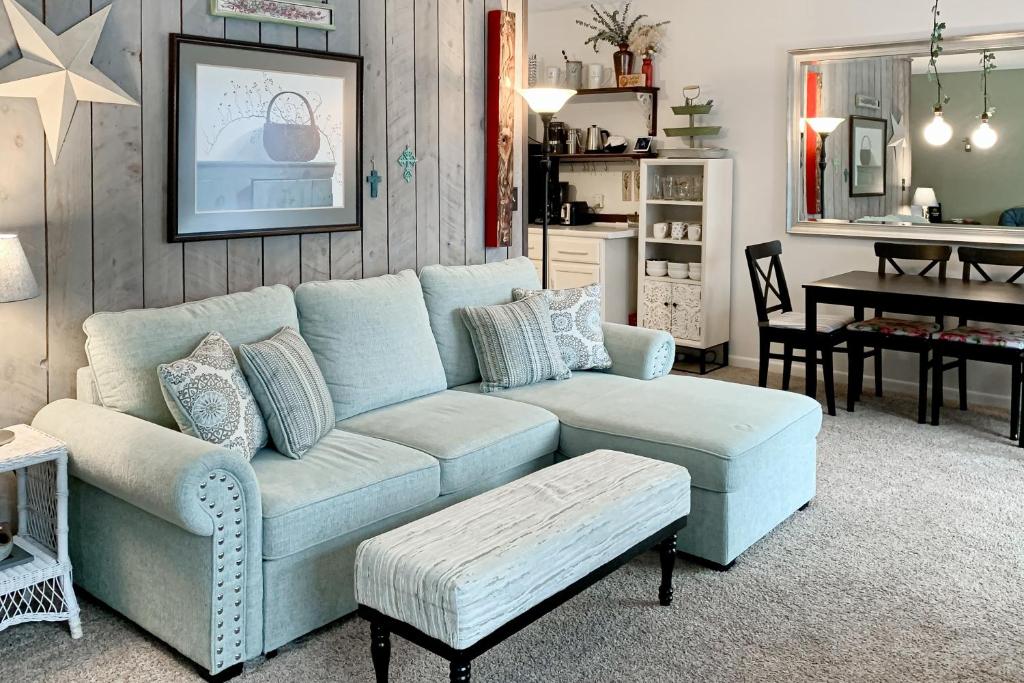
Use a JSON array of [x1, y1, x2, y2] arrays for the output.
[[3, 369, 1023, 682]]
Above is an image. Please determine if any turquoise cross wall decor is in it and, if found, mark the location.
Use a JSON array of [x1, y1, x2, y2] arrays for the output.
[[366, 159, 381, 198], [398, 146, 417, 183]]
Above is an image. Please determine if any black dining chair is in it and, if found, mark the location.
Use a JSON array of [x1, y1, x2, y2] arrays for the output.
[[931, 246, 1024, 445], [745, 240, 871, 416], [846, 242, 953, 424]]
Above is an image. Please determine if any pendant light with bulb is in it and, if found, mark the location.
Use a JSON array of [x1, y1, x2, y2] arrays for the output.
[[970, 51, 998, 150], [923, 0, 952, 146]]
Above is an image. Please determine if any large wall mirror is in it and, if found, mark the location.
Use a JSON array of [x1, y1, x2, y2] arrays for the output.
[[787, 31, 1024, 244]]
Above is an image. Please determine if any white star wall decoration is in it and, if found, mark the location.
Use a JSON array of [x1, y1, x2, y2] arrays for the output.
[[887, 113, 907, 149], [0, 0, 138, 162]]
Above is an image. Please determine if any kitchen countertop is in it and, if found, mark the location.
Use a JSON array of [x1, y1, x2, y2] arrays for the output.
[[528, 222, 638, 239]]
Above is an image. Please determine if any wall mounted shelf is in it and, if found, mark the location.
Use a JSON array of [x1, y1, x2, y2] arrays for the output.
[[551, 152, 656, 163], [567, 86, 660, 136]]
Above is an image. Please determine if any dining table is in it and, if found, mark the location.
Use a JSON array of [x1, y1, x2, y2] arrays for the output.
[[802, 270, 1024, 402]]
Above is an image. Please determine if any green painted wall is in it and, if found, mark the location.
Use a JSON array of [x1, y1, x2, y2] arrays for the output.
[[910, 68, 1024, 226]]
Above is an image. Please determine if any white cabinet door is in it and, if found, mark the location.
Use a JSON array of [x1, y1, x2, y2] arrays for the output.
[[640, 281, 673, 333], [670, 283, 703, 342], [550, 261, 601, 291]]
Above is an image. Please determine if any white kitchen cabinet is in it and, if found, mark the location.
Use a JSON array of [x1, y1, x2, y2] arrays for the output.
[[527, 224, 638, 325]]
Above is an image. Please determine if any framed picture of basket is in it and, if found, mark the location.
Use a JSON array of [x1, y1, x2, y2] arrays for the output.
[[169, 34, 362, 242]]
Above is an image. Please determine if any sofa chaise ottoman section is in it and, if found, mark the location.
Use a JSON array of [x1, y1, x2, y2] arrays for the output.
[[252, 430, 441, 560], [456, 372, 822, 567], [339, 390, 560, 495]]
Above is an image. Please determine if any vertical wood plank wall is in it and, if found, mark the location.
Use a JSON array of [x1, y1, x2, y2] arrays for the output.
[[0, 0, 527, 426], [819, 56, 911, 221]]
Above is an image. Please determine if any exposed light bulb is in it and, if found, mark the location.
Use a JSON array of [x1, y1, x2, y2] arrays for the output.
[[924, 109, 953, 146], [970, 117, 998, 149]]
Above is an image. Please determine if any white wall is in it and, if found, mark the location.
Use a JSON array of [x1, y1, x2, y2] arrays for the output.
[[529, 0, 1024, 405]]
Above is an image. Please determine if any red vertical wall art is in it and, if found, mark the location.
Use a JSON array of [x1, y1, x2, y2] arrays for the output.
[[485, 10, 516, 248], [804, 70, 821, 216]]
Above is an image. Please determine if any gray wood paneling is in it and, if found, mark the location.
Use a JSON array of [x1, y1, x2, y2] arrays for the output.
[[0, 0, 46, 427], [141, 0, 183, 308], [0, 0, 525, 420], [328, 0, 362, 280], [439, 0, 466, 266], [415, 0, 441, 271], [45, 0, 93, 405], [92, 0, 143, 313], [385, 0, 418, 273]]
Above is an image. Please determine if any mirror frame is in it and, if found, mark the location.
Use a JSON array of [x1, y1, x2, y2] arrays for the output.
[[787, 30, 1024, 244]]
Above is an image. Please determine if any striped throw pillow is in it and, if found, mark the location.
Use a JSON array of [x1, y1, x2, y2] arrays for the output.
[[460, 296, 571, 393], [240, 327, 335, 459]]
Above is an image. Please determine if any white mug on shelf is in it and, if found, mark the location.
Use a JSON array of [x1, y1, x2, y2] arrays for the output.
[[688, 263, 702, 281], [586, 63, 603, 89], [653, 222, 670, 239], [545, 66, 562, 85], [670, 222, 686, 240], [687, 223, 702, 241]]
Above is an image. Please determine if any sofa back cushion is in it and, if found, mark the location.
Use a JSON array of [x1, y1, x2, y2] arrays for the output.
[[419, 257, 541, 387], [84, 285, 299, 428], [294, 271, 447, 420]]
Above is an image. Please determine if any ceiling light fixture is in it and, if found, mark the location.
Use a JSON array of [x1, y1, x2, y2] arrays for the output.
[[970, 51, 998, 150], [923, 0, 952, 146]]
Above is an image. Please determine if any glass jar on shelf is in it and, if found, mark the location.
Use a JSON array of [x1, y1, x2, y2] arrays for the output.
[[661, 176, 677, 201], [690, 175, 704, 201], [676, 177, 692, 202]]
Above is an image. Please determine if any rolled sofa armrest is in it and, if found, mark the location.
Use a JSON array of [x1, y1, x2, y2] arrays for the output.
[[602, 323, 676, 380], [33, 399, 261, 537]]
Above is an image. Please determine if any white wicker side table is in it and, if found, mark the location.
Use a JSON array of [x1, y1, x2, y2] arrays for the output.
[[0, 424, 81, 638]]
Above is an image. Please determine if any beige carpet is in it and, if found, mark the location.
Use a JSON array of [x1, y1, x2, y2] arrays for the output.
[[3, 369, 1023, 682]]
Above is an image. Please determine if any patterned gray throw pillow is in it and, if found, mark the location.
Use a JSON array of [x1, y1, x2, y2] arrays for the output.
[[158, 332, 268, 460], [512, 284, 612, 371], [460, 296, 572, 393], [240, 327, 335, 460]]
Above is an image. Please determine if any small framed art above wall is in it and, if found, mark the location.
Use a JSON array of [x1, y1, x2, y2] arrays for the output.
[[168, 34, 362, 242], [209, 0, 336, 31]]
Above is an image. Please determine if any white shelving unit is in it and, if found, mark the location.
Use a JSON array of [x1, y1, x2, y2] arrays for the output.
[[637, 159, 734, 372]]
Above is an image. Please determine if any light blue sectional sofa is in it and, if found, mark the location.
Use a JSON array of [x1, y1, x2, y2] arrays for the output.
[[31, 257, 821, 678]]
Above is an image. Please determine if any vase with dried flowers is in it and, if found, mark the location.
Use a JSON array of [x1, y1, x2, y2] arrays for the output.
[[630, 23, 668, 87], [576, 3, 667, 82]]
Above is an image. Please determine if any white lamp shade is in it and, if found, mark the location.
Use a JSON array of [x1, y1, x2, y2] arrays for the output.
[[518, 87, 576, 114], [0, 234, 40, 303], [912, 187, 938, 207], [806, 117, 845, 135]]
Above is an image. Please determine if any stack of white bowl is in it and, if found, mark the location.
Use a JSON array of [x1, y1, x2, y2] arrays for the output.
[[645, 260, 668, 277], [667, 262, 690, 280]]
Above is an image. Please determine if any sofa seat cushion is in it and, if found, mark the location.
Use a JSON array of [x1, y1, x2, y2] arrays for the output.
[[455, 372, 821, 494], [338, 390, 559, 495], [252, 429, 440, 559]]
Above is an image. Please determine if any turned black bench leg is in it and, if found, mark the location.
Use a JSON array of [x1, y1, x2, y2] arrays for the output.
[[658, 533, 677, 606], [450, 660, 472, 682], [370, 622, 391, 683]]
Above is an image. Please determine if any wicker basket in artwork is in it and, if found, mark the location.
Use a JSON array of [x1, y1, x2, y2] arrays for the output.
[[262, 90, 321, 162]]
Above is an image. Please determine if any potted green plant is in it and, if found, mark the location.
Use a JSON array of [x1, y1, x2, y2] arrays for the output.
[[576, 2, 660, 82]]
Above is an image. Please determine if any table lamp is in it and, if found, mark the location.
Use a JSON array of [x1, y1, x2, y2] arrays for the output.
[[806, 117, 845, 218], [912, 187, 938, 221], [0, 234, 40, 447], [519, 87, 576, 288]]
